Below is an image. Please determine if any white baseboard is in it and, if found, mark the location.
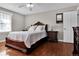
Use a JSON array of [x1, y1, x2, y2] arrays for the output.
[[58, 39, 74, 43], [58, 39, 63, 42]]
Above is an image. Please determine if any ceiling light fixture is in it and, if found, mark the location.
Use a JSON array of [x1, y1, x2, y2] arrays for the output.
[[26, 3, 34, 11], [26, 3, 34, 8], [19, 3, 34, 11]]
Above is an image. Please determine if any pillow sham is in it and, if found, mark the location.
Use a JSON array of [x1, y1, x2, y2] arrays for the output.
[[42, 25, 45, 30], [28, 25, 37, 32], [35, 25, 45, 32]]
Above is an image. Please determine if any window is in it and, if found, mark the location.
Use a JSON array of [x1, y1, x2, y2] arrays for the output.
[[0, 12, 12, 32]]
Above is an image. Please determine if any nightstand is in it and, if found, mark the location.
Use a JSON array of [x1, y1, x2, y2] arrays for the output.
[[47, 31, 58, 42]]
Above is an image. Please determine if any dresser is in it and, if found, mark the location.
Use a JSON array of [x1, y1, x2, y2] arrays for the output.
[[47, 31, 58, 42], [73, 27, 79, 55]]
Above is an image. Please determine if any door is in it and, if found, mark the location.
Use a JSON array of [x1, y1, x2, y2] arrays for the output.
[[63, 11, 77, 43]]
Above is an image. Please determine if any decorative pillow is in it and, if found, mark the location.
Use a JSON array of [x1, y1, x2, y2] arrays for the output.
[[42, 25, 45, 30], [28, 26, 37, 32], [35, 25, 45, 31]]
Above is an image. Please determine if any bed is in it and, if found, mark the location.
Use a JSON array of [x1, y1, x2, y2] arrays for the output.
[[5, 22, 48, 53]]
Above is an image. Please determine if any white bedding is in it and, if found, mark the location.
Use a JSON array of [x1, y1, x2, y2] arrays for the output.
[[7, 31, 47, 48]]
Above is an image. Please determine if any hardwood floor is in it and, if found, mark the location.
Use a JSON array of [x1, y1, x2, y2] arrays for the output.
[[0, 41, 73, 56]]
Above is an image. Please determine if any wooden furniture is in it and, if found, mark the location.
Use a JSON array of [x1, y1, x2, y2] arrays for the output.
[[73, 27, 79, 55], [6, 21, 48, 53], [47, 31, 58, 42]]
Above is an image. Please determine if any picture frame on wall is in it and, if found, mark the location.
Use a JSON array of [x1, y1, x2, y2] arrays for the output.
[[56, 13, 63, 23]]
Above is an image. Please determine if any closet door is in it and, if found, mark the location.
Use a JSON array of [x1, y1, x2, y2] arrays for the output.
[[63, 11, 77, 43]]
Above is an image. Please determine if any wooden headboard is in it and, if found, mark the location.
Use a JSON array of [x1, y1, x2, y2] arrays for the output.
[[32, 21, 48, 32]]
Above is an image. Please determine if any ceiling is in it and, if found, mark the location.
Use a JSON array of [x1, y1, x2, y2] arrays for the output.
[[0, 3, 79, 15]]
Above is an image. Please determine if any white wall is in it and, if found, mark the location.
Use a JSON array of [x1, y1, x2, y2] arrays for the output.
[[24, 6, 77, 41], [77, 14, 79, 26], [12, 13, 25, 31]]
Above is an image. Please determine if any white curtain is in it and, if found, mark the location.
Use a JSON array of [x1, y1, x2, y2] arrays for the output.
[[0, 12, 12, 32]]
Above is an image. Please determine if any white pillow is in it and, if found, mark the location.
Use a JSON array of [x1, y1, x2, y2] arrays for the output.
[[35, 25, 45, 32], [42, 25, 45, 30], [28, 26, 37, 32]]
